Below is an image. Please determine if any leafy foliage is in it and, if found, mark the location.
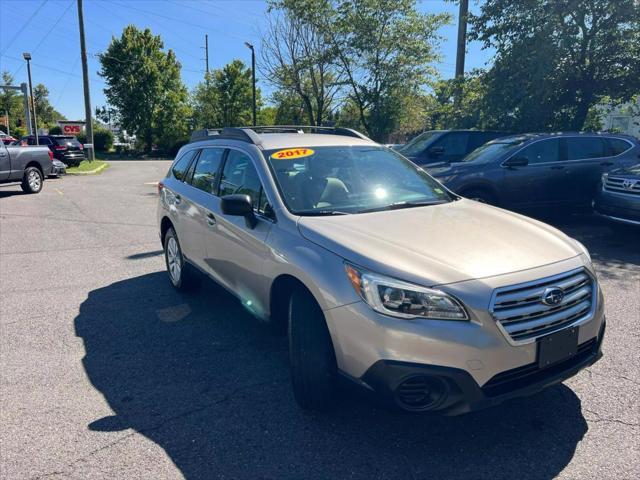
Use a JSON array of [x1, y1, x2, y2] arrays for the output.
[[470, 0, 640, 131], [99, 26, 191, 151], [93, 128, 114, 151]]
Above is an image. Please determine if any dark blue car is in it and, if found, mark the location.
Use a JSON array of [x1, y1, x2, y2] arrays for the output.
[[426, 133, 640, 210]]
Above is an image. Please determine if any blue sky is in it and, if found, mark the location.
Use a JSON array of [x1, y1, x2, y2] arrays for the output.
[[0, 0, 494, 120]]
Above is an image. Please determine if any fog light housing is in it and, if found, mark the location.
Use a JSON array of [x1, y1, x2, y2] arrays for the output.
[[395, 375, 448, 411]]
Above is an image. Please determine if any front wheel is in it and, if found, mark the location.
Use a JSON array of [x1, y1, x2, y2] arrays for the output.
[[288, 287, 337, 411], [164, 227, 198, 291], [21, 167, 43, 194]]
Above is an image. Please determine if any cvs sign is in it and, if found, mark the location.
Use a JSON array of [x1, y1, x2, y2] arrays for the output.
[[57, 120, 85, 136]]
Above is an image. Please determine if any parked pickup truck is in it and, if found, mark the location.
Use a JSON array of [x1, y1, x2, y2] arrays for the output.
[[0, 141, 53, 193]]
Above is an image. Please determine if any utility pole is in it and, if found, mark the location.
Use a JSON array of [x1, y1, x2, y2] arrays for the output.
[[23, 53, 38, 144], [455, 0, 469, 80], [77, 0, 95, 161], [244, 42, 256, 126], [205, 34, 209, 75]]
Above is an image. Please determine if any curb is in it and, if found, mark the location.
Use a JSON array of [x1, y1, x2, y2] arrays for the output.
[[66, 162, 110, 176]]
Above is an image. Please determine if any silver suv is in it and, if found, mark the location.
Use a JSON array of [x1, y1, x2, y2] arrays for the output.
[[157, 126, 604, 414]]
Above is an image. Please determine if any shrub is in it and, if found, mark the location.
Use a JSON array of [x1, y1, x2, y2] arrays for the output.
[[93, 129, 114, 151], [48, 126, 62, 135], [77, 132, 87, 144]]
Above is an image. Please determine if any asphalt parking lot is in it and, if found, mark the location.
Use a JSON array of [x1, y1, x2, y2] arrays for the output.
[[0, 161, 638, 480]]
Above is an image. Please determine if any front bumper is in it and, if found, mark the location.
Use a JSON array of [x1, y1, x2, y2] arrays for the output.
[[359, 320, 604, 415], [593, 188, 640, 226]]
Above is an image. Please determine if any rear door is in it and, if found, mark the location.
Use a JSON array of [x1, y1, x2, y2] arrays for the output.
[[181, 147, 226, 273], [563, 137, 609, 206], [502, 138, 567, 207], [428, 132, 471, 163]]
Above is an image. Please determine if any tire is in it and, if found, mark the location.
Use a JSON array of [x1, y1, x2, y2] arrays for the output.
[[288, 287, 337, 411], [163, 227, 198, 291], [461, 188, 497, 205], [21, 166, 43, 194]]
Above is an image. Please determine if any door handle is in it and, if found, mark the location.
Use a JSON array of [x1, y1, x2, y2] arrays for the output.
[[206, 212, 216, 226]]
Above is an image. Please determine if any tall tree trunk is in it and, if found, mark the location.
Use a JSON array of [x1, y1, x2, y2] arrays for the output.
[[571, 90, 594, 131]]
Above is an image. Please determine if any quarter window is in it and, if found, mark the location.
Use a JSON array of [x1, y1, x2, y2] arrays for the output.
[[607, 138, 632, 156], [171, 150, 197, 181], [518, 139, 562, 164], [189, 148, 224, 194], [566, 138, 605, 160], [220, 150, 270, 214]]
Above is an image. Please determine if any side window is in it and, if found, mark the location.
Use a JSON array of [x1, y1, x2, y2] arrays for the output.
[[189, 148, 224, 194], [518, 139, 562, 164], [432, 132, 470, 159], [220, 150, 270, 214], [607, 138, 632, 156], [39, 137, 51, 145], [566, 137, 606, 160], [27, 137, 36, 146], [171, 150, 197, 181]]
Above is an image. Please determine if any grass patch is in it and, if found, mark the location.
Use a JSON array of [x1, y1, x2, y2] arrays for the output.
[[66, 159, 109, 174]]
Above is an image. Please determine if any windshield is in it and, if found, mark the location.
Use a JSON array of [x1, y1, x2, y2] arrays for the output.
[[397, 131, 440, 157], [461, 139, 525, 163], [264, 146, 453, 215]]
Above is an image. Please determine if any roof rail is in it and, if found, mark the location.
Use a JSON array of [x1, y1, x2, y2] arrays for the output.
[[189, 125, 370, 145]]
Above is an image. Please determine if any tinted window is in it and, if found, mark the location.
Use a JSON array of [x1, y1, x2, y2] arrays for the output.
[[220, 150, 264, 210], [432, 132, 470, 158], [518, 139, 562, 164], [566, 137, 605, 160], [398, 131, 439, 157], [39, 137, 52, 145], [462, 138, 528, 163], [608, 138, 632, 156], [172, 150, 197, 181], [53, 136, 81, 147], [189, 148, 224, 194], [265, 146, 452, 214]]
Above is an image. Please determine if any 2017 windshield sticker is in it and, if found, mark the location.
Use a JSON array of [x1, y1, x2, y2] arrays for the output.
[[271, 148, 315, 160]]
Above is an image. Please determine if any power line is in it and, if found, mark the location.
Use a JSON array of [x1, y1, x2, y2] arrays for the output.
[[2, 54, 105, 86], [53, 57, 81, 110], [0, 0, 47, 56]]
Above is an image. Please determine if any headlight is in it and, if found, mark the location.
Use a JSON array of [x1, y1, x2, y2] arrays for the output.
[[573, 239, 591, 263], [345, 263, 468, 320]]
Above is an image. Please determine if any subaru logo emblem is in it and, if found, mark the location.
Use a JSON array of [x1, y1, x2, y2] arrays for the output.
[[622, 179, 637, 190], [541, 287, 564, 306]]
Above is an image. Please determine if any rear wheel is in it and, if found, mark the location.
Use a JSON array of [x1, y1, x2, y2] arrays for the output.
[[21, 167, 43, 194], [163, 227, 198, 291], [288, 287, 337, 411]]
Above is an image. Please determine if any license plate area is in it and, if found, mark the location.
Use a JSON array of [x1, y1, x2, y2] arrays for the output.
[[537, 327, 579, 368]]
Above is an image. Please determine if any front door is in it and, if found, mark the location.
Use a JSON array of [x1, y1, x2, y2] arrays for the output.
[[202, 149, 273, 313], [0, 143, 10, 180], [503, 138, 568, 208]]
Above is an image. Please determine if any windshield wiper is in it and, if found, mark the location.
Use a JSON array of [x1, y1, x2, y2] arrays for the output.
[[357, 200, 447, 214], [296, 209, 350, 216]]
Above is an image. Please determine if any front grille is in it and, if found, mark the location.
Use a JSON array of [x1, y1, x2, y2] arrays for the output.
[[604, 176, 640, 195], [490, 268, 595, 344], [482, 337, 598, 397]]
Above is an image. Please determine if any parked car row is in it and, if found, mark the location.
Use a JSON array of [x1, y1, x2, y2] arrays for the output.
[[397, 131, 639, 229], [14, 135, 84, 167]]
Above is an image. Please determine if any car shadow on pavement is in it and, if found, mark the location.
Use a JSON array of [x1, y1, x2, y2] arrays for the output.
[[75, 271, 589, 480]]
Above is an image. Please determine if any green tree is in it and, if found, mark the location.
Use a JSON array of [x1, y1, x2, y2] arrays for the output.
[[99, 26, 191, 151], [33, 84, 65, 128], [270, 88, 308, 125], [0, 71, 24, 136], [470, 0, 640, 131], [191, 60, 261, 128], [271, 0, 450, 141]]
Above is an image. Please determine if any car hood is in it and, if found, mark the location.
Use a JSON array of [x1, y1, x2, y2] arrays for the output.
[[609, 163, 640, 179], [297, 199, 581, 286]]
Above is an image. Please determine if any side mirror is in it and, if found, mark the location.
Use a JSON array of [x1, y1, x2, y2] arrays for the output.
[[220, 194, 257, 228], [427, 146, 445, 158], [504, 156, 529, 167]]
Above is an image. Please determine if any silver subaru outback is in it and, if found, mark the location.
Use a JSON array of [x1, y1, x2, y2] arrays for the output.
[[157, 126, 604, 415]]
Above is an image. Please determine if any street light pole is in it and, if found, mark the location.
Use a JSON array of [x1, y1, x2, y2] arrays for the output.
[[23, 52, 38, 144], [244, 42, 256, 126]]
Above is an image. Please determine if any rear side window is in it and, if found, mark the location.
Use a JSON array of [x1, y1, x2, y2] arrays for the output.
[[189, 148, 224, 194], [54, 137, 81, 147], [607, 138, 632, 156], [566, 137, 605, 160], [518, 138, 562, 164], [433, 132, 470, 157], [172, 150, 197, 181], [219, 150, 267, 211]]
